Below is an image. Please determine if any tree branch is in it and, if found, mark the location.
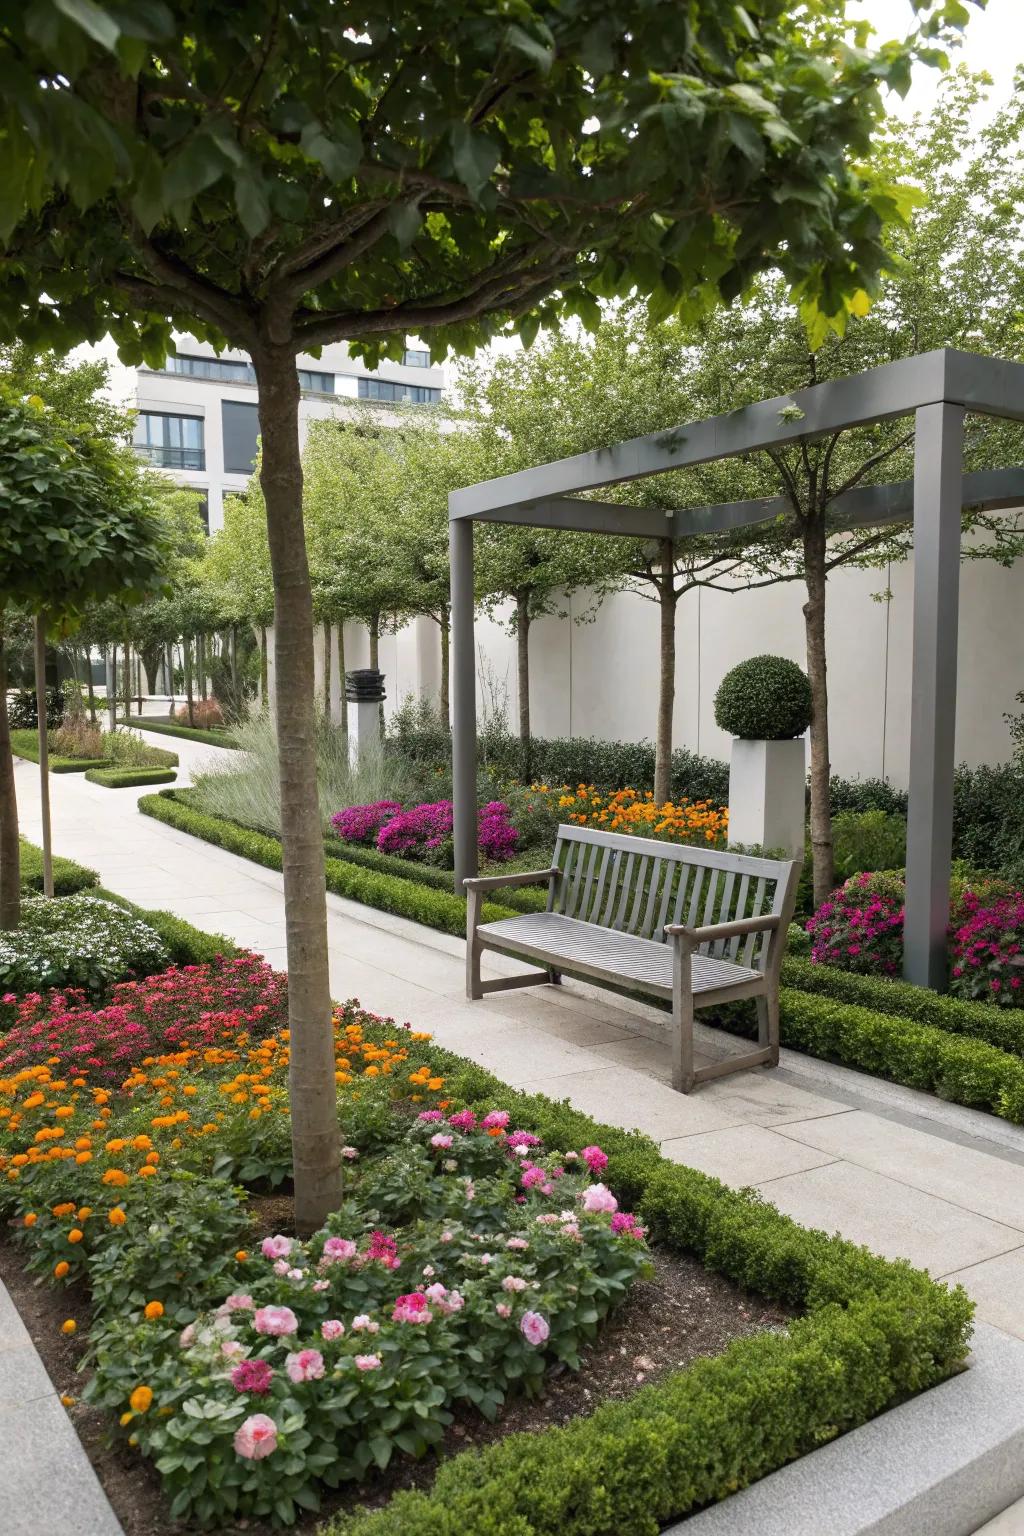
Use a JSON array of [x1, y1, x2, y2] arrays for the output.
[[827, 429, 914, 502]]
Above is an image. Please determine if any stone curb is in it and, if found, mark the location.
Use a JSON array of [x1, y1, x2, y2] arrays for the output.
[[671, 1321, 1024, 1536]]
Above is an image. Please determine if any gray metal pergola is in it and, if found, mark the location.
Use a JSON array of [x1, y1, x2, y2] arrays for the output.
[[448, 349, 1024, 990]]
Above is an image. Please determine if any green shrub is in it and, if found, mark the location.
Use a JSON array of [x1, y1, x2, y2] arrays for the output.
[[138, 792, 518, 934], [10, 727, 106, 772], [952, 760, 1024, 878], [116, 715, 239, 748], [102, 728, 178, 768], [714, 655, 812, 740], [829, 774, 908, 817], [831, 809, 907, 880], [85, 766, 177, 788], [0, 893, 168, 1005], [18, 837, 98, 895], [782, 953, 1024, 1059]]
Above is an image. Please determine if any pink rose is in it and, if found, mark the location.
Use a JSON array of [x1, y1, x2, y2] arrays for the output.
[[322, 1237, 357, 1263], [222, 1293, 255, 1312], [286, 1348, 325, 1383], [355, 1354, 382, 1371], [261, 1234, 293, 1260], [520, 1310, 550, 1347], [502, 1275, 527, 1292], [178, 1324, 196, 1349], [581, 1182, 618, 1214], [253, 1305, 298, 1337], [321, 1319, 345, 1341], [234, 1412, 278, 1459], [505, 1237, 529, 1250], [351, 1315, 380, 1334]]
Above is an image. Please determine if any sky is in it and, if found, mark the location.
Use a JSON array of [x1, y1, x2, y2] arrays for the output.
[[85, 0, 1023, 398]]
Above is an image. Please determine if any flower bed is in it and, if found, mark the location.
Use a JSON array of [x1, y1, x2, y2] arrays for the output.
[[332, 798, 518, 867], [0, 894, 168, 1016], [525, 783, 729, 846]]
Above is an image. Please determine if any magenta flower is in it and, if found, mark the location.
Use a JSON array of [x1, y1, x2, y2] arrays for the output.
[[234, 1412, 278, 1459], [392, 1292, 433, 1324], [481, 1110, 510, 1130], [231, 1359, 274, 1396], [581, 1145, 608, 1175], [447, 1110, 477, 1131]]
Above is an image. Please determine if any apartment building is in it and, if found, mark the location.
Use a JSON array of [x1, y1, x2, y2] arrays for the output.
[[132, 336, 445, 530]]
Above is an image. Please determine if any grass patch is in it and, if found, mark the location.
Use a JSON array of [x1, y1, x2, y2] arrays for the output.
[[10, 728, 108, 773], [117, 716, 239, 748], [85, 766, 177, 788]]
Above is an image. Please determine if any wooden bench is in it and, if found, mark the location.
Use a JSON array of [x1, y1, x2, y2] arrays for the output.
[[464, 825, 800, 1093]]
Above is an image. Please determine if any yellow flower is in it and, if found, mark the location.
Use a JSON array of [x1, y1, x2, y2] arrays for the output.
[[129, 1385, 153, 1414], [61, 1319, 77, 1335]]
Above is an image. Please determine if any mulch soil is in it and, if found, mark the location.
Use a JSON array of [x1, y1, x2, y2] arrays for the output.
[[0, 1215, 792, 1536]]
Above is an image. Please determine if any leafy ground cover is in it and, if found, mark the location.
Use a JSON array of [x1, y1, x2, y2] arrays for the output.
[[0, 893, 168, 1016]]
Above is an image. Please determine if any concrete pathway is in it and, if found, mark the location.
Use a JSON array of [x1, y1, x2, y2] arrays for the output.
[[8, 727, 1024, 1532]]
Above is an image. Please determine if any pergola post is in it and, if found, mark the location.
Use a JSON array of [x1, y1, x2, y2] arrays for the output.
[[903, 402, 964, 989], [450, 515, 478, 888]]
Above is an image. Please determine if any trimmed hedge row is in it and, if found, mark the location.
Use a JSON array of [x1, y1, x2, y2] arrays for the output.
[[138, 792, 518, 935], [85, 766, 177, 788], [10, 728, 107, 773], [119, 716, 239, 748], [18, 837, 98, 896], [783, 954, 1024, 1060], [323, 1038, 972, 1536], [778, 987, 1024, 1125]]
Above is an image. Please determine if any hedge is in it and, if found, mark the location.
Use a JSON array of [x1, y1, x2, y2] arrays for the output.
[[118, 716, 239, 748], [782, 954, 1024, 1060], [18, 837, 99, 896], [85, 766, 177, 788], [10, 728, 108, 773], [138, 791, 518, 934], [322, 1036, 972, 1536]]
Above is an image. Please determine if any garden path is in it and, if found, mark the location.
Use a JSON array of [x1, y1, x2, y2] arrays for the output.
[[13, 734, 1024, 1358]]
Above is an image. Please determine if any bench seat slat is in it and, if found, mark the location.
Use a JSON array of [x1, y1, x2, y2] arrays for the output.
[[477, 913, 763, 998]]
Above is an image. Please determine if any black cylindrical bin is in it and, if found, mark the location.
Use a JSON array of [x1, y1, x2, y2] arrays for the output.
[[345, 668, 386, 703]]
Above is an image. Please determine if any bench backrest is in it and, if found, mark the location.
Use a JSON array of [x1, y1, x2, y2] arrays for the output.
[[548, 824, 798, 971]]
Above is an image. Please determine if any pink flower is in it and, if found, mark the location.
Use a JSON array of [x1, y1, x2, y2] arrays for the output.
[[313, 1279, 329, 1292], [355, 1354, 382, 1371], [424, 1282, 464, 1314], [351, 1315, 380, 1334], [502, 1275, 528, 1292], [611, 1211, 645, 1239], [286, 1348, 325, 1383], [234, 1412, 278, 1459], [481, 1110, 510, 1130], [447, 1110, 477, 1131], [581, 1145, 608, 1175], [340, 1145, 359, 1160], [223, 1293, 255, 1312], [417, 1110, 444, 1122], [221, 1340, 247, 1360], [179, 1324, 196, 1349], [495, 1303, 512, 1319], [520, 1310, 550, 1347], [430, 1133, 453, 1149], [260, 1234, 293, 1260], [322, 1237, 357, 1263], [231, 1359, 274, 1396], [581, 1182, 618, 1214], [392, 1292, 433, 1324], [253, 1305, 298, 1337], [321, 1319, 345, 1341], [506, 1236, 529, 1250]]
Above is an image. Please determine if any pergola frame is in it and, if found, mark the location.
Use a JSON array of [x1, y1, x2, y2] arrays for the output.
[[448, 348, 1024, 990]]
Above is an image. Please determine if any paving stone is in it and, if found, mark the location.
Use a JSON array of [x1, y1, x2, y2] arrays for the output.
[[945, 1249, 1024, 1342], [514, 1064, 753, 1138], [776, 1111, 1024, 1232], [661, 1124, 841, 1185], [973, 1493, 1024, 1532], [762, 1162, 1024, 1275], [0, 1344, 61, 1405]]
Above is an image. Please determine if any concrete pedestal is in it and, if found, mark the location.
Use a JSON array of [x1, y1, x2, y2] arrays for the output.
[[727, 737, 806, 858], [348, 698, 382, 767]]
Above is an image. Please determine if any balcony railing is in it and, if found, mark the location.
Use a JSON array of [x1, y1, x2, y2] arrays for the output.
[[134, 444, 206, 470]]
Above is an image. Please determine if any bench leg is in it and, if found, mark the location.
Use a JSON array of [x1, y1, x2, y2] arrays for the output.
[[671, 939, 695, 1093], [755, 991, 780, 1067], [547, 968, 562, 986]]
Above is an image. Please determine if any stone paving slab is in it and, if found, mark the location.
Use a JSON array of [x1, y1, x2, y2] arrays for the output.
[[946, 1249, 1024, 1344], [661, 1124, 841, 1184]]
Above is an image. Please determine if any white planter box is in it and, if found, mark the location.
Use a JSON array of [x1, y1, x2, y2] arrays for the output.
[[728, 737, 806, 858]]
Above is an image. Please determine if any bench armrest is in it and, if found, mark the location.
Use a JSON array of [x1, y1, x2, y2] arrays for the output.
[[665, 914, 781, 946], [462, 867, 560, 894]]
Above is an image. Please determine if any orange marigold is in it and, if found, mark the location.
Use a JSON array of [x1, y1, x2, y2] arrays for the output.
[[108, 1208, 127, 1227], [143, 1301, 164, 1321], [129, 1386, 153, 1414], [54, 1261, 70, 1279]]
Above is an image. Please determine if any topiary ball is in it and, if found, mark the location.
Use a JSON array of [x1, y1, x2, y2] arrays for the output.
[[714, 655, 812, 740]]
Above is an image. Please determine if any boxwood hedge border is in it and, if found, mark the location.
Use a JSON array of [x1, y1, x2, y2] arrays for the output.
[[118, 715, 239, 748], [85, 765, 177, 788]]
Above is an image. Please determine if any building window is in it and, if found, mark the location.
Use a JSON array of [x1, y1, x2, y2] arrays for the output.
[[163, 354, 256, 385], [297, 369, 335, 394], [403, 348, 431, 368], [221, 400, 261, 475], [358, 378, 441, 405], [133, 412, 205, 470]]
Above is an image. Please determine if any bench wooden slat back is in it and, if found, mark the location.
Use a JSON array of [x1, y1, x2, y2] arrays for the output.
[[548, 824, 794, 972]]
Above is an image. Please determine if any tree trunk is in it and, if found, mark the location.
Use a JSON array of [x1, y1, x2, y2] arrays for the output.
[[184, 638, 195, 727], [0, 624, 21, 930], [230, 626, 239, 706], [166, 642, 176, 715], [253, 340, 340, 1234], [803, 518, 834, 906], [34, 615, 53, 898], [439, 607, 450, 727], [198, 633, 208, 701], [515, 588, 531, 777], [259, 625, 269, 704], [323, 621, 332, 719], [108, 644, 117, 731], [338, 622, 348, 737], [86, 651, 97, 724], [369, 614, 384, 740], [654, 540, 677, 807]]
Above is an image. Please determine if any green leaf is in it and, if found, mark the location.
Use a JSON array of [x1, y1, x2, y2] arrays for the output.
[[503, 23, 555, 73], [164, 136, 230, 204], [450, 123, 501, 199], [233, 172, 270, 237], [300, 120, 362, 183], [387, 202, 422, 249], [54, 0, 121, 51]]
